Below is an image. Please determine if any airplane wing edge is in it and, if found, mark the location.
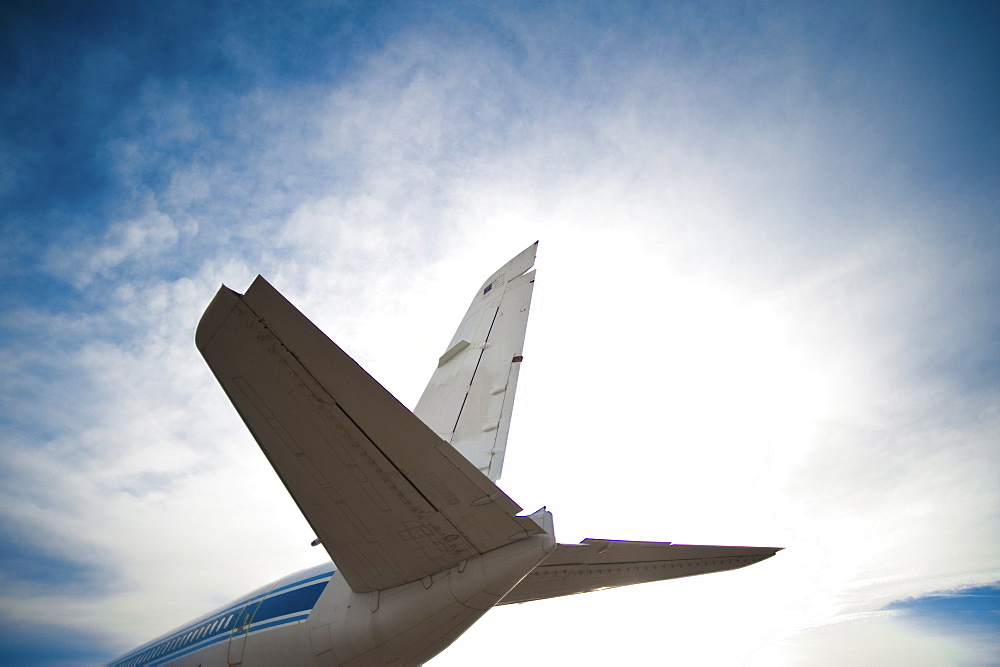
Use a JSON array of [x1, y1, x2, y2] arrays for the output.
[[497, 540, 781, 605]]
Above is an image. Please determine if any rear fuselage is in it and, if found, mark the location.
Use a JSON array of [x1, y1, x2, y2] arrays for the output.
[[111, 532, 554, 666]]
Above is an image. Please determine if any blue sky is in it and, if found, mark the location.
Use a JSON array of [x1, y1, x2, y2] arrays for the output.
[[1, 1, 998, 664]]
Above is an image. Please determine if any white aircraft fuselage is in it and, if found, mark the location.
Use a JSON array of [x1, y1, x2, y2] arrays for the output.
[[114, 532, 553, 666]]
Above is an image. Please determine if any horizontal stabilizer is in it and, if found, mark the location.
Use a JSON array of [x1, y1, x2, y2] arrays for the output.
[[196, 276, 544, 593], [498, 539, 780, 605]]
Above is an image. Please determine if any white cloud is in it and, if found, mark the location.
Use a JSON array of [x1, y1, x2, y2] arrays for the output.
[[755, 610, 997, 666], [43, 199, 195, 289]]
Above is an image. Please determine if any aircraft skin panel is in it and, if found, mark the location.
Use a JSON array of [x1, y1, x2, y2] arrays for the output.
[[414, 242, 537, 480], [498, 540, 781, 605], [195, 277, 543, 594]]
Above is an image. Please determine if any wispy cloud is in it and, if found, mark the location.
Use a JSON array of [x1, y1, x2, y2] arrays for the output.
[[44, 201, 194, 288]]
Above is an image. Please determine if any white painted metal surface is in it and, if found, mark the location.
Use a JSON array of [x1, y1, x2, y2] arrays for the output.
[[413, 241, 537, 481]]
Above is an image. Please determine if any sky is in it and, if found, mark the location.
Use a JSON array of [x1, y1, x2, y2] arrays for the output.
[[1, 1, 998, 665]]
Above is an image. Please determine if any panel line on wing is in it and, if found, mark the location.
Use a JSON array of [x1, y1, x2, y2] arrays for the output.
[[450, 393, 469, 435], [328, 392, 445, 515], [450, 303, 501, 434], [471, 304, 502, 381]]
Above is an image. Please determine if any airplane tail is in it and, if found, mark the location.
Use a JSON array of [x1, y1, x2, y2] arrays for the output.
[[196, 241, 779, 602], [196, 275, 546, 594], [413, 241, 537, 481], [136, 242, 780, 667]]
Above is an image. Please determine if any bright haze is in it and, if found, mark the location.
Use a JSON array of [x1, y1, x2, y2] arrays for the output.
[[1, 2, 997, 665]]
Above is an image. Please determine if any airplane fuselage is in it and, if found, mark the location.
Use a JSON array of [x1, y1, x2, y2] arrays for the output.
[[113, 533, 554, 666]]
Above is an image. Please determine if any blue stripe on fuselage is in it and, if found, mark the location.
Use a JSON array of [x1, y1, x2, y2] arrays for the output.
[[109, 569, 335, 667], [253, 581, 327, 625]]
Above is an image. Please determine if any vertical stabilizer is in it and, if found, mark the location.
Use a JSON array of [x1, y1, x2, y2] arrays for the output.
[[414, 242, 537, 480]]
